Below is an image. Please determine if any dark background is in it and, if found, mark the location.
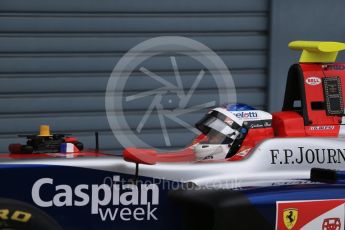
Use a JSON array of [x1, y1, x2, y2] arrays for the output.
[[0, 0, 344, 153]]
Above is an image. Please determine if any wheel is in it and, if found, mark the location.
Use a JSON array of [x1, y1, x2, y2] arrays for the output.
[[8, 144, 22, 154], [20, 145, 33, 154], [0, 198, 61, 230]]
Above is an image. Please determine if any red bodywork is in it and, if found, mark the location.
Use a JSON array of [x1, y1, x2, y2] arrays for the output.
[[123, 148, 196, 165], [273, 63, 345, 138], [64, 137, 78, 143]]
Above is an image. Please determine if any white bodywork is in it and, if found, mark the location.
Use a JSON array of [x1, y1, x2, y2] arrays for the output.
[[2, 137, 345, 189]]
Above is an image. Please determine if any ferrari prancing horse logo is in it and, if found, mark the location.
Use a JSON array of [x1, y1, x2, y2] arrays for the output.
[[283, 208, 298, 229]]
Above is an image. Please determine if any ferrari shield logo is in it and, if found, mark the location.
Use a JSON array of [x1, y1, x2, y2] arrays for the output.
[[283, 208, 298, 229]]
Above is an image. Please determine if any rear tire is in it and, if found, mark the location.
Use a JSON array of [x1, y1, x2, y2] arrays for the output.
[[8, 144, 22, 154], [20, 145, 33, 154], [0, 198, 61, 230]]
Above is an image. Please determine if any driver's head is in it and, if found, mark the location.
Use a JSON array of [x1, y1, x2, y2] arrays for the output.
[[194, 107, 244, 160]]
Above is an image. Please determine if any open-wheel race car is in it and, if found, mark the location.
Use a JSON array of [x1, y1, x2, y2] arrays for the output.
[[1, 41, 345, 230], [8, 125, 84, 154]]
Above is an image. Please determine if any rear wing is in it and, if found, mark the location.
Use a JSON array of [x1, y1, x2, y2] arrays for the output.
[[289, 41, 345, 63]]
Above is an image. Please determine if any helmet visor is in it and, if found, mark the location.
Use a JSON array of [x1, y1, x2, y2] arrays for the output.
[[203, 117, 235, 136], [195, 111, 240, 144]]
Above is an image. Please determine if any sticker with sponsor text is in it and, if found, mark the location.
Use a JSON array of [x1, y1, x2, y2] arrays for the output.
[[305, 77, 321, 86], [276, 199, 345, 230]]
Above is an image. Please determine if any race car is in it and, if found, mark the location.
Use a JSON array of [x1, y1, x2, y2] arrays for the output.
[[8, 125, 84, 154], [124, 41, 345, 164], [0, 41, 345, 230]]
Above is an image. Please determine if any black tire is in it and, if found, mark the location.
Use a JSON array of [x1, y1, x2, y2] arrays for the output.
[[20, 145, 33, 154], [8, 144, 22, 154], [0, 198, 61, 230]]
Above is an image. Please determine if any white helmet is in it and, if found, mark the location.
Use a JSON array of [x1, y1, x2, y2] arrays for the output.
[[194, 107, 244, 160]]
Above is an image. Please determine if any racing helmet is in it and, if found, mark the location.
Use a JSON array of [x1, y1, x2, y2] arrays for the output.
[[194, 104, 246, 160]]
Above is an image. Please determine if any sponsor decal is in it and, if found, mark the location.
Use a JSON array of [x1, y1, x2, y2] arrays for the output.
[[323, 218, 341, 230], [325, 65, 345, 71], [32, 176, 159, 222], [233, 111, 258, 119], [270, 147, 345, 165], [276, 199, 345, 230], [271, 180, 319, 187], [283, 208, 298, 230], [246, 120, 272, 129], [309, 126, 335, 131], [248, 122, 264, 129], [0, 210, 32, 223], [305, 77, 321, 86]]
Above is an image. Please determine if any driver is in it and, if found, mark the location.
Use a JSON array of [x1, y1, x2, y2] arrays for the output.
[[194, 106, 247, 160]]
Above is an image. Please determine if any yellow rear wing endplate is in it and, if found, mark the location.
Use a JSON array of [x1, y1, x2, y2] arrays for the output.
[[289, 41, 345, 63]]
